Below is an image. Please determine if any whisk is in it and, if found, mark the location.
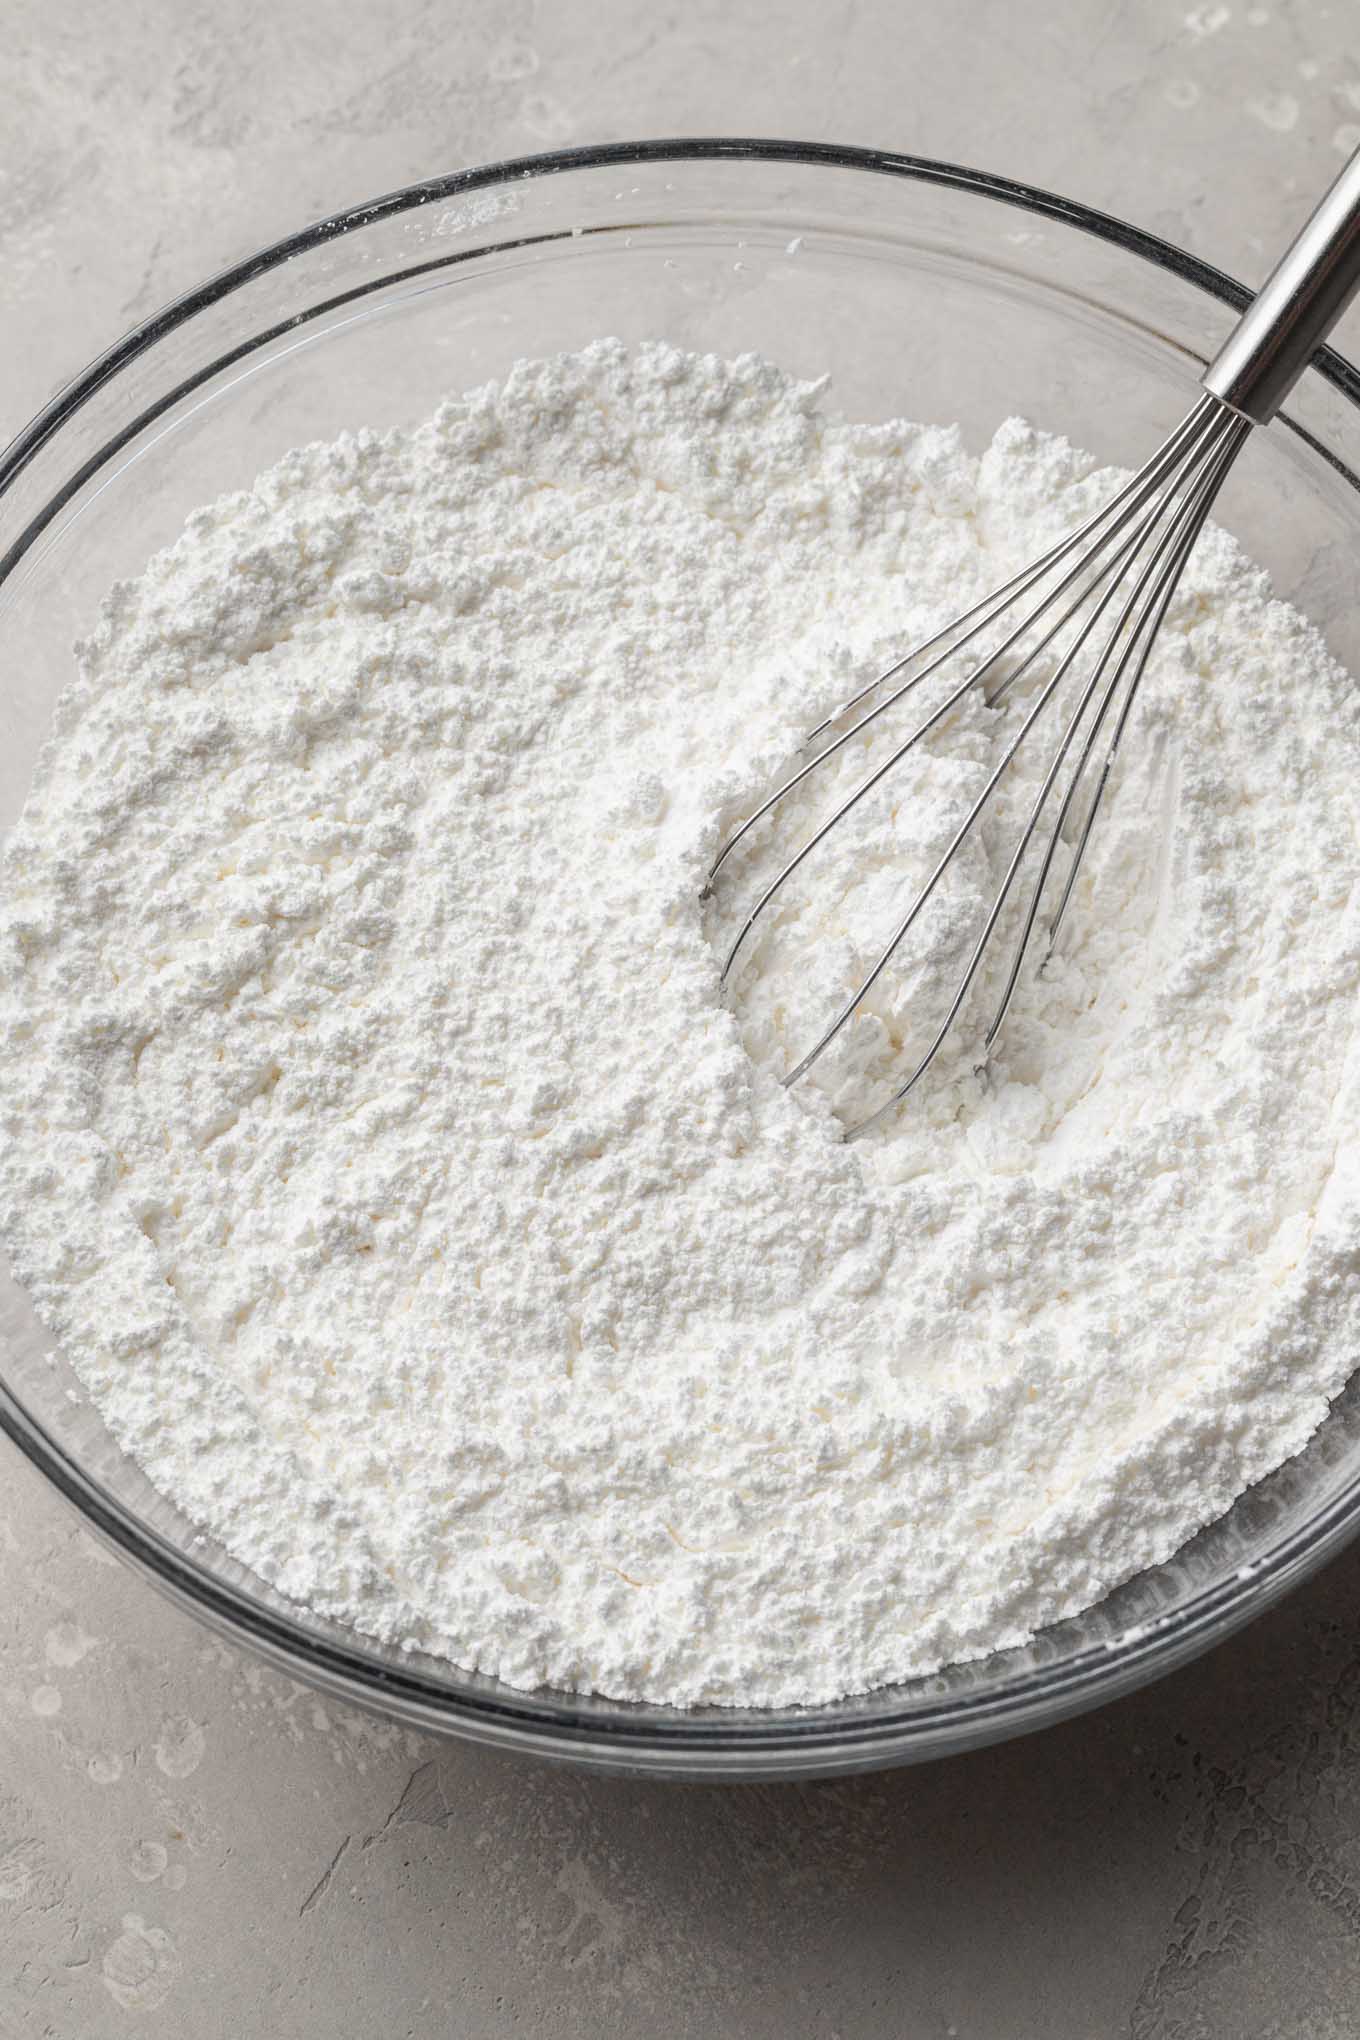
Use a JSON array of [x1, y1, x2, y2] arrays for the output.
[[706, 151, 1360, 1141]]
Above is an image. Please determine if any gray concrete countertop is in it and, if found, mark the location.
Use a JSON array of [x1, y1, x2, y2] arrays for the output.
[[6, 2, 1360, 2033]]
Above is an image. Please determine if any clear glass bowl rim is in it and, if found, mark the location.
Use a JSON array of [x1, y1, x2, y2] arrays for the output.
[[4, 135, 1360, 1776]]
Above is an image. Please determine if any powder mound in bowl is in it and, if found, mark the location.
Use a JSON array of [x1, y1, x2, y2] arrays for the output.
[[4, 338, 1360, 1709]]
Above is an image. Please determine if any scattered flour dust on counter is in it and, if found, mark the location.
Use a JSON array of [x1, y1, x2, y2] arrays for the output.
[[5, 339, 1360, 1709]]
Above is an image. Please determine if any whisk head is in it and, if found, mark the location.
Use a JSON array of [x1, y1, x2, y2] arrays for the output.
[[705, 392, 1252, 1141]]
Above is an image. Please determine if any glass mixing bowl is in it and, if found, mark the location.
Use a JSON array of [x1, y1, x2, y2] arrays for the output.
[[4, 140, 1360, 1780]]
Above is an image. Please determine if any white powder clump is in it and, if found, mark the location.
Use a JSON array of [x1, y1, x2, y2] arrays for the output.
[[4, 339, 1360, 1709]]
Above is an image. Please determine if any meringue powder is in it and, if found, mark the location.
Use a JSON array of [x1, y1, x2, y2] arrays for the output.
[[4, 340, 1360, 1708]]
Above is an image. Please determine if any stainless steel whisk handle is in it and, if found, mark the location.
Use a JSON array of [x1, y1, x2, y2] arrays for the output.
[[1202, 147, 1360, 425]]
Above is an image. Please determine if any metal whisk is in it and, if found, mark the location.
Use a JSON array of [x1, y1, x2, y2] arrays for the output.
[[705, 150, 1360, 1141]]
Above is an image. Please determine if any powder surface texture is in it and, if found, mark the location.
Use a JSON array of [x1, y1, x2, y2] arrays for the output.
[[4, 339, 1360, 1708]]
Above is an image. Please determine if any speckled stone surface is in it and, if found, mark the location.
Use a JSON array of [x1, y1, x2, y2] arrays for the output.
[[6, 2, 1360, 2033]]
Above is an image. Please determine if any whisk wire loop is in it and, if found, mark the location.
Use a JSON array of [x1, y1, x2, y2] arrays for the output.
[[793, 407, 1242, 1112], [703, 145, 1360, 1136], [708, 397, 1253, 1134]]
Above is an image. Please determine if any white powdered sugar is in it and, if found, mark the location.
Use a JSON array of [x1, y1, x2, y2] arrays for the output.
[[4, 338, 1360, 1708]]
